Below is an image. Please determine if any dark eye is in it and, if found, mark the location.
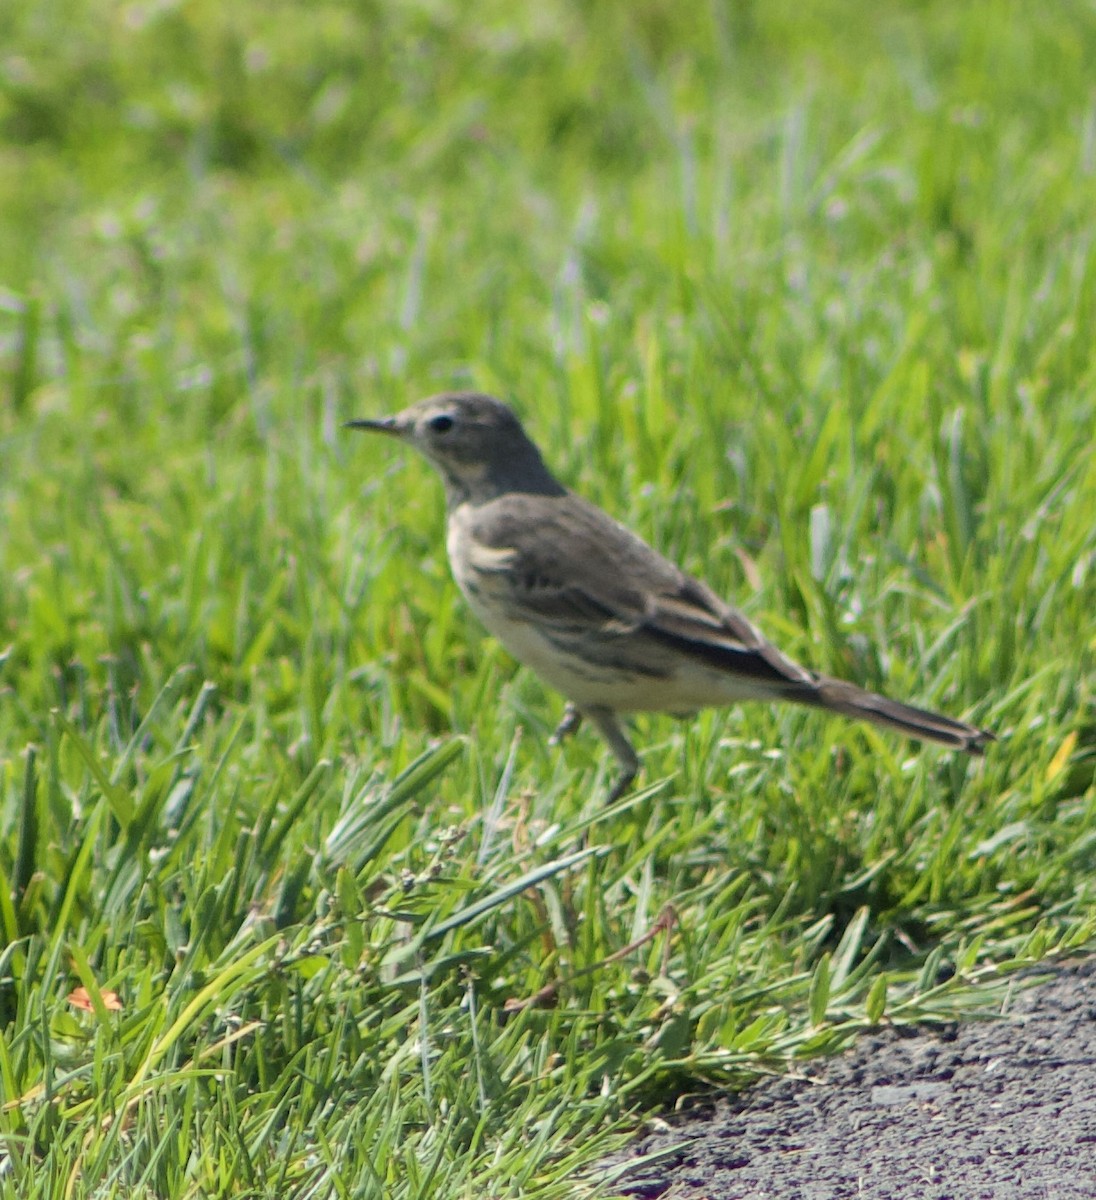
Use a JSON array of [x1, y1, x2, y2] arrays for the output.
[[428, 414, 454, 434]]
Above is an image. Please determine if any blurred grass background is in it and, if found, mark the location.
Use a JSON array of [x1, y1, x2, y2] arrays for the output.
[[1, 0, 1095, 1195]]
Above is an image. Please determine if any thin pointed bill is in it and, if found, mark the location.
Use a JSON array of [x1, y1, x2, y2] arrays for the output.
[[344, 416, 406, 438]]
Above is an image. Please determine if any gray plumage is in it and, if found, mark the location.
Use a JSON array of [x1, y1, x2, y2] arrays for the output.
[[348, 392, 994, 800]]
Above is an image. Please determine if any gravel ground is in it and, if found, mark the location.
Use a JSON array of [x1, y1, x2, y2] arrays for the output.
[[608, 959, 1096, 1199]]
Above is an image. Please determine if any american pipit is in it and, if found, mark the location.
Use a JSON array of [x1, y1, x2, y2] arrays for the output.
[[348, 392, 993, 800]]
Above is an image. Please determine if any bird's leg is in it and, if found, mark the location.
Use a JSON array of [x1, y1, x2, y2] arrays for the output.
[[549, 702, 583, 746], [584, 706, 639, 803]]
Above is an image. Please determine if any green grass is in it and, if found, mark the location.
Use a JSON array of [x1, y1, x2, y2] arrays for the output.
[[2, 0, 1095, 1194]]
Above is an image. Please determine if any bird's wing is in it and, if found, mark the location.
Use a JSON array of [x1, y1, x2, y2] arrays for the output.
[[466, 495, 817, 692], [461, 528, 647, 631], [643, 575, 818, 690]]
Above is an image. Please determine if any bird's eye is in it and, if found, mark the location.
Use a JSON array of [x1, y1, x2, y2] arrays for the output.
[[428, 414, 454, 434]]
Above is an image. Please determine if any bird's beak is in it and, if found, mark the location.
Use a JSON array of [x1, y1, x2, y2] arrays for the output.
[[344, 415, 406, 438]]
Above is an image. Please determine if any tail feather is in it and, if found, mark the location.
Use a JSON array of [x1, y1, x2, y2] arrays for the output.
[[806, 677, 994, 755]]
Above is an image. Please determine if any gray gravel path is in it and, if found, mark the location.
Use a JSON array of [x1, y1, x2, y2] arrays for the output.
[[610, 959, 1096, 1199]]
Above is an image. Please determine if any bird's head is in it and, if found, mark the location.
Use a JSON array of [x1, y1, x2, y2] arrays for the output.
[[346, 391, 564, 504]]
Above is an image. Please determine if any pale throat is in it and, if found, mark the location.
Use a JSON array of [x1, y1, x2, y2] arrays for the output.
[[433, 457, 492, 507]]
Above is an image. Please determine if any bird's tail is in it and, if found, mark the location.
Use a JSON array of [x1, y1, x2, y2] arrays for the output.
[[803, 677, 994, 755]]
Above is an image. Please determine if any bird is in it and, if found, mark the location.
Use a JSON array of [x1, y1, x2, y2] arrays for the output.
[[347, 392, 993, 801]]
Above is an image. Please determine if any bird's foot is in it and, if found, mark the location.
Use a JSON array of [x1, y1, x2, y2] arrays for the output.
[[605, 766, 637, 805], [549, 703, 583, 746]]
